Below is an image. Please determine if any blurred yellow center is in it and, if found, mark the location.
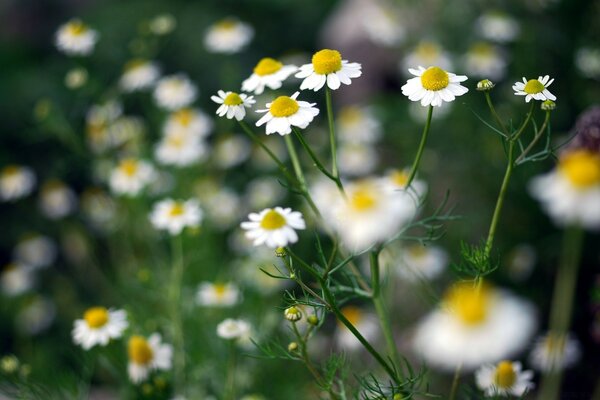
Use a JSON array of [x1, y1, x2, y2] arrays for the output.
[[67, 21, 87, 36], [2, 165, 20, 177], [254, 57, 283, 76], [524, 79, 544, 94], [128, 336, 154, 365], [312, 49, 342, 75], [559, 150, 600, 188], [125, 59, 147, 71], [270, 96, 299, 117], [260, 210, 286, 230], [494, 361, 517, 388], [471, 42, 494, 57], [350, 187, 377, 211], [339, 106, 362, 125], [174, 108, 194, 126], [214, 284, 227, 297], [120, 159, 138, 176], [167, 135, 185, 148], [340, 306, 363, 326], [84, 307, 109, 328], [169, 203, 185, 217], [420, 67, 449, 91], [416, 42, 440, 60], [408, 244, 428, 259], [391, 170, 409, 187], [445, 282, 490, 325], [223, 92, 243, 106], [216, 20, 236, 31]]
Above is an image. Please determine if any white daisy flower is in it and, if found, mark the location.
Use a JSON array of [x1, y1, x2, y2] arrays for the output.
[[242, 57, 298, 95], [127, 333, 173, 384], [401, 41, 453, 74], [211, 90, 255, 121], [149, 199, 202, 235], [217, 318, 251, 340], [120, 59, 160, 92], [149, 14, 176, 36], [463, 42, 507, 81], [336, 106, 382, 144], [529, 332, 581, 372], [401, 66, 468, 107], [153, 74, 197, 111], [529, 150, 600, 229], [240, 207, 306, 248], [475, 12, 520, 44], [392, 243, 448, 282], [296, 49, 362, 91], [80, 187, 117, 230], [16, 295, 56, 336], [204, 18, 254, 54], [255, 92, 319, 136], [334, 306, 379, 351], [0, 263, 34, 297], [360, 2, 405, 47], [72, 307, 128, 350], [155, 131, 207, 167], [212, 135, 251, 169], [199, 187, 242, 229], [196, 282, 240, 307], [475, 361, 534, 397], [513, 75, 556, 102], [65, 67, 88, 89], [164, 108, 213, 139], [246, 177, 285, 209], [55, 19, 98, 56], [380, 168, 428, 197], [38, 180, 77, 220], [109, 158, 156, 197], [575, 47, 600, 79], [412, 282, 537, 371], [338, 143, 378, 177], [0, 165, 36, 202], [13, 234, 57, 270]]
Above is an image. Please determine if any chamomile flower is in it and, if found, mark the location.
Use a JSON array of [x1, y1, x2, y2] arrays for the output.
[[401, 41, 453, 73], [120, 59, 160, 92], [381, 168, 428, 198], [127, 334, 173, 384], [149, 14, 176, 36], [153, 74, 197, 111], [529, 332, 581, 372], [1, 263, 34, 297], [155, 131, 207, 167], [529, 149, 600, 229], [217, 318, 251, 340], [199, 187, 242, 229], [337, 106, 382, 144], [241, 207, 306, 248], [149, 199, 202, 235], [255, 92, 319, 136], [575, 47, 600, 79], [38, 180, 77, 219], [475, 12, 520, 44], [338, 143, 378, 177], [65, 67, 88, 89], [212, 135, 251, 169], [13, 234, 57, 270], [109, 158, 156, 196], [475, 361, 534, 397], [242, 57, 298, 95], [360, 2, 405, 47], [0, 165, 36, 202], [296, 49, 362, 91], [55, 19, 99, 56], [402, 66, 468, 107], [204, 18, 254, 54], [463, 42, 507, 81], [394, 243, 448, 282], [80, 187, 117, 230], [211, 90, 255, 121], [72, 307, 128, 350], [164, 108, 213, 139], [335, 306, 379, 350], [513, 75, 556, 102], [196, 282, 240, 307]]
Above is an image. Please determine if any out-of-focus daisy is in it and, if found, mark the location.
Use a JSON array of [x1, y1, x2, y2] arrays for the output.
[[506, 244, 537, 282], [529, 149, 600, 229], [412, 282, 536, 370], [335, 306, 378, 350], [391, 243, 448, 282], [529, 332, 581, 372], [80, 187, 117, 230], [513, 75, 556, 103], [360, 2, 405, 47], [128, 334, 173, 384], [13, 234, 57, 270], [153, 74, 197, 111], [204, 18, 253, 54], [0, 165, 36, 202], [72, 307, 128, 350], [475, 361, 534, 397], [55, 19, 98, 56], [401, 41, 453, 74], [149, 14, 176, 35], [463, 42, 507, 81], [337, 106, 382, 144], [199, 187, 242, 229], [155, 131, 207, 167], [475, 12, 520, 43], [65, 67, 88, 89], [1, 263, 34, 297], [338, 143, 378, 177], [211, 90, 255, 121], [217, 318, 251, 340], [38, 180, 77, 219], [241, 207, 306, 248], [380, 168, 428, 198], [16, 296, 56, 336], [212, 135, 251, 169], [296, 49, 362, 91], [246, 177, 285, 209], [196, 282, 240, 307], [242, 57, 298, 95], [164, 108, 213, 139], [109, 158, 155, 196], [575, 47, 600, 80], [255, 92, 319, 136], [120, 59, 160, 92], [401, 66, 468, 107], [149, 199, 202, 235]]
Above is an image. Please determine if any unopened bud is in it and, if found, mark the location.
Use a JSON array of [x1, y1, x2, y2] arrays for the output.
[[288, 341, 298, 352], [541, 100, 556, 111], [307, 315, 319, 326], [476, 79, 495, 91], [275, 247, 286, 257], [284, 306, 302, 322]]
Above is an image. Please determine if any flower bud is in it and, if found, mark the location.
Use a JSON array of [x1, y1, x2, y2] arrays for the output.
[[541, 100, 556, 111], [307, 315, 319, 326], [288, 341, 298, 352], [275, 247, 286, 257], [476, 79, 495, 91], [284, 306, 302, 322]]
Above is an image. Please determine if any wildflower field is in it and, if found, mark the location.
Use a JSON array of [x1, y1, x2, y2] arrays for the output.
[[1, 0, 600, 399]]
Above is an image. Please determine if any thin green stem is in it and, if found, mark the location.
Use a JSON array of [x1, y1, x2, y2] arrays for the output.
[[484, 92, 510, 137], [225, 340, 237, 400], [511, 102, 535, 142], [325, 87, 341, 186], [283, 134, 321, 217], [449, 363, 462, 400], [292, 126, 337, 182], [515, 111, 551, 165], [169, 235, 186, 394], [406, 105, 434, 188]]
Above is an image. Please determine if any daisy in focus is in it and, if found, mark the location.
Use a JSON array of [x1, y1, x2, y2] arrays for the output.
[[204, 18, 254, 54], [513, 75, 556, 102], [196, 282, 240, 307], [55, 19, 99, 56], [296, 49, 362, 91], [72, 307, 128, 350], [119, 59, 160, 92], [242, 57, 297, 95], [402, 66, 468, 107], [240, 207, 306, 248], [335, 306, 378, 351], [529, 332, 581, 372], [153, 74, 197, 111], [255, 92, 319, 135], [149, 199, 202, 235], [475, 361, 534, 397], [109, 158, 156, 196], [529, 149, 600, 229], [211, 90, 255, 121], [0, 165, 36, 202], [217, 318, 251, 340], [128, 334, 173, 384]]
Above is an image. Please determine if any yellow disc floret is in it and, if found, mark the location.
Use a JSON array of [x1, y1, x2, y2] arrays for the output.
[[559, 150, 600, 188], [524, 79, 545, 94], [340, 305, 363, 326], [128, 336, 154, 365], [1, 165, 20, 177], [173, 108, 194, 126], [444, 282, 491, 325], [254, 57, 283, 76], [215, 19, 236, 31], [312, 49, 342, 75], [420, 67, 450, 91], [270, 96, 299, 117], [494, 361, 517, 389], [223, 92, 243, 106], [124, 59, 147, 71], [214, 283, 227, 298], [169, 202, 185, 217], [67, 20, 88, 36], [84, 307, 109, 328], [260, 209, 286, 230], [350, 186, 377, 211], [120, 159, 138, 177], [390, 169, 409, 187]]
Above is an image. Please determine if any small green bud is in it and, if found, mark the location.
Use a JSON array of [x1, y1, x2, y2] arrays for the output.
[[0, 355, 19, 374], [275, 247, 286, 257], [476, 79, 495, 91], [284, 306, 302, 322], [288, 342, 298, 352], [541, 100, 556, 111], [307, 315, 319, 326]]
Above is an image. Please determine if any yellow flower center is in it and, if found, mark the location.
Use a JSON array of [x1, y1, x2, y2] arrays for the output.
[[444, 282, 491, 325], [312, 49, 342, 75], [420, 67, 450, 91], [340, 306, 363, 326], [215, 19, 237, 31], [349, 186, 377, 211], [67, 21, 88, 36], [471, 42, 494, 57], [260, 209, 287, 230], [270, 96, 299, 117], [494, 361, 517, 389], [339, 106, 362, 125], [173, 108, 194, 126], [524, 79, 545, 94], [2, 165, 20, 177], [128, 336, 154, 365], [167, 135, 185, 148], [559, 150, 600, 188], [408, 244, 428, 259], [223, 92, 243, 106], [169, 202, 185, 217], [120, 159, 138, 177], [390, 169, 409, 187], [254, 57, 283, 76], [214, 284, 228, 297], [124, 59, 147, 71], [83, 307, 109, 328]]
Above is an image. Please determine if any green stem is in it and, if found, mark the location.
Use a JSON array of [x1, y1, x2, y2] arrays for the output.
[[511, 102, 535, 142], [325, 87, 341, 186], [292, 126, 340, 185], [515, 111, 551, 165], [406, 105, 434, 188], [448, 363, 462, 400], [225, 340, 237, 400], [170, 235, 186, 394], [484, 92, 510, 137], [283, 134, 321, 217]]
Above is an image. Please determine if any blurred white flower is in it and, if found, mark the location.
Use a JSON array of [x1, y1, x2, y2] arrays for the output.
[[109, 158, 155, 196], [386, 243, 448, 282], [237, 251, 289, 294], [475, 361, 534, 397], [513, 75, 556, 102], [128, 334, 173, 384], [402, 66, 468, 107], [149, 14, 176, 35], [13, 234, 57, 270], [360, 1, 405, 47], [380, 168, 428, 196], [64, 67, 88, 89], [212, 135, 251, 169], [338, 143, 378, 177], [401, 41, 453, 74], [196, 282, 240, 307], [336, 106, 382, 144], [217, 318, 251, 340], [575, 47, 600, 79], [120, 59, 160, 92], [0, 165, 36, 202], [211, 90, 255, 121], [16, 296, 56, 335], [255, 92, 319, 135], [149, 199, 202, 235], [204, 18, 253, 54], [335, 306, 378, 350], [475, 12, 520, 43], [72, 307, 128, 350], [154, 74, 197, 111], [241, 207, 306, 248], [463, 42, 507, 81], [1, 263, 34, 297], [200, 187, 242, 229], [81, 187, 117, 230], [155, 131, 207, 167], [38, 180, 77, 219], [242, 57, 298, 95], [55, 19, 98, 56], [164, 108, 213, 139], [529, 332, 581, 372], [246, 177, 285, 209], [296, 49, 362, 91]]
